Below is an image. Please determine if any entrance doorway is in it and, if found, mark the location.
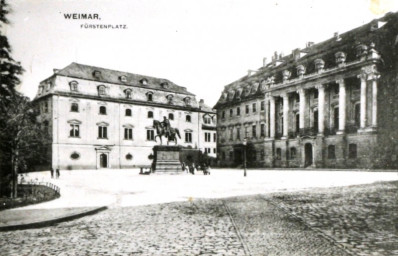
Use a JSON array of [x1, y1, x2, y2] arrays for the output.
[[304, 143, 313, 167], [100, 153, 108, 168]]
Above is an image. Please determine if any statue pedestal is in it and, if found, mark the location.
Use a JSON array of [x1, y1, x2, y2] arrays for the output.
[[153, 145, 183, 174]]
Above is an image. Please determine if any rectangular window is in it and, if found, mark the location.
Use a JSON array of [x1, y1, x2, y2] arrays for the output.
[[124, 128, 133, 140], [185, 132, 192, 143], [230, 109, 233, 117], [245, 105, 249, 114], [44, 101, 49, 113], [237, 127, 240, 140], [205, 132, 211, 142], [213, 148, 216, 154], [260, 150, 265, 160], [276, 148, 282, 160], [348, 144, 357, 159], [70, 124, 79, 137], [328, 145, 336, 159], [98, 126, 107, 139], [237, 107, 241, 116], [229, 129, 233, 140], [222, 111, 225, 119], [290, 147, 297, 159], [260, 124, 265, 137], [252, 103, 257, 113], [261, 101, 265, 111], [71, 103, 79, 112], [252, 125, 256, 138], [147, 130, 155, 141], [213, 133, 216, 142]]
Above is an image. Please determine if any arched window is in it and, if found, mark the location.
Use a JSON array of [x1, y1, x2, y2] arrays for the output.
[[290, 147, 297, 159], [71, 103, 79, 112], [168, 113, 174, 120], [186, 115, 191, 122], [69, 81, 78, 92], [147, 93, 153, 102], [184, 97, 191, 106], [125, 109, 132, 116], [99, 106, 107, 115], [125, 89, 132, 99], [98, 85, 106, 96], [147, 111, 153, 118]]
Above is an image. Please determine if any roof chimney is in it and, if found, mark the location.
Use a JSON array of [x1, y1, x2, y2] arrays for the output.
[[334, 32, 341, 41], [263, 57, 267, 67], [306, 41, 314, 48], [53, 69, 60, 74]]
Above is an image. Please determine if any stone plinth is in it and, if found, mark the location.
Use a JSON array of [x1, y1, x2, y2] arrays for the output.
[[153, 145, 183, 174]]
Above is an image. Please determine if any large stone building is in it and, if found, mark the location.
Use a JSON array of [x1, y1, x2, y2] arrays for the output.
[[34, 63, 216, 170], [214, 12, 398, 169]]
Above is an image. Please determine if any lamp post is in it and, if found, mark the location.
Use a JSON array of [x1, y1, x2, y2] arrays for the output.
[[243, 138, 247, 177]]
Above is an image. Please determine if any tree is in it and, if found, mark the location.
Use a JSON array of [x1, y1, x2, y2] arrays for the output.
[[0, 0, 49, 197], [0, 94, 51, 197]]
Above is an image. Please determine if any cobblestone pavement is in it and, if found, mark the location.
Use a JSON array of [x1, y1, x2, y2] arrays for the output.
[[1, 198, 349, 256], [1, 200, 245, 256], [224, 196, 350, 256], [1, 181, 397, 255], [267, 181, 398, 256]]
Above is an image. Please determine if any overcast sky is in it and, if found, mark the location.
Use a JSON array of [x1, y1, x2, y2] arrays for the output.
[[6, 0, 398, 107]]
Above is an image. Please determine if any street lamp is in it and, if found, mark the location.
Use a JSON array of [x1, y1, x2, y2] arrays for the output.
[[243, 138, 247, 177]]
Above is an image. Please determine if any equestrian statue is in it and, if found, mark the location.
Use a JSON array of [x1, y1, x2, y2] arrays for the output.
[[153, 116, 181, 145]]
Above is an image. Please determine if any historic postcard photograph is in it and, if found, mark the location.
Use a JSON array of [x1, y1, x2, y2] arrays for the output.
[[1, 0, 398, 255]]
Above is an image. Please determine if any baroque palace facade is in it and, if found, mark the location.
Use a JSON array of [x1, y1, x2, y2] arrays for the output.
[[34, 63, 216, 170], [215, 12, 398, 169]]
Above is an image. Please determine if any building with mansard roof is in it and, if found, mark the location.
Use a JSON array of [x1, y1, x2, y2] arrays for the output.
[[214, 12, 398, 169], [34, 63, 216, 170]]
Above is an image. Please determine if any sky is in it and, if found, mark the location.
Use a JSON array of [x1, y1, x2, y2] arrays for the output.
[[5, 0, 398, 107]]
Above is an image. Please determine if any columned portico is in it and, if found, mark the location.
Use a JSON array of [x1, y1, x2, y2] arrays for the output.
[[269, 96, 276, 138], [282, 93, 289, 139], [369, 73, 380, 128], [316, 85, 325, 135], [298, 89, 306, 130], [336, 79, 346, 134], [358, 73, 367, 130]]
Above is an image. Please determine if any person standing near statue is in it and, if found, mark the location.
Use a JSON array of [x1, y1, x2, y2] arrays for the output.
[[160, 116, 171, 139]]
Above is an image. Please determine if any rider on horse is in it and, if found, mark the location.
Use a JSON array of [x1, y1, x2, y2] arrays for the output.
[[160, 116, 171, 139]]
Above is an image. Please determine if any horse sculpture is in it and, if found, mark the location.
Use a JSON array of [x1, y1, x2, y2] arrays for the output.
[[153, 120, 181, 145]]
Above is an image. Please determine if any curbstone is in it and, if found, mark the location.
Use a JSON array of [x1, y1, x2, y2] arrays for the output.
[[0, 206, 108, 232]]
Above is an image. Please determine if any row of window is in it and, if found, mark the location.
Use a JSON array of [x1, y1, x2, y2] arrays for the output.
[[274, 144, 358, 160], [225, 124, 266, 141], [70, 124, 195, 143], [204, 132, 217, 142], [70, 152, 134, 161], [222, 101, 265, 119], [204, 148, 216, 154], [70, 104, 193, 122], [220, 143, 358, 162], [70, 81, 193, 106]]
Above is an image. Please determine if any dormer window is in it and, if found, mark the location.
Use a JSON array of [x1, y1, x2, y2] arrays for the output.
[[38, 86, 44, 95], [120, 75, 127, 82], [46, 82, 52, 91], [140, 78, 148, 85], [98, 85, 106, 96], [93, 70, 101, 79], [124, 89, 132, 99], [184, 97, 191, 106], [161, 82, 169, 89], [69, 81, 78, 92], [166, 94, 173, 104]]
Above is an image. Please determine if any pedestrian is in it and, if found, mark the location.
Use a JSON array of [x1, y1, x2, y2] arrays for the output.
[[56, 168, 60, 179], [50, 168, 54, 179]]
